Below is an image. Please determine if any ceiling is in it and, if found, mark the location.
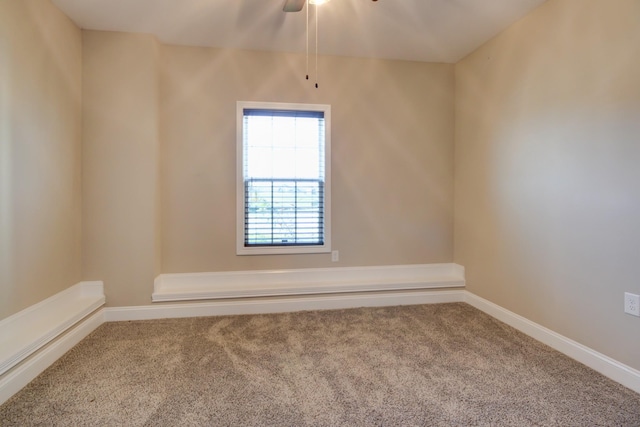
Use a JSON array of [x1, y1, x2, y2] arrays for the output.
[[52, 0, 547, 64]]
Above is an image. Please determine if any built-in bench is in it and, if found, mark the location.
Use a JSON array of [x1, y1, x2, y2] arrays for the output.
[[153, 264, 465, 302], [0, 282, 104, 376]]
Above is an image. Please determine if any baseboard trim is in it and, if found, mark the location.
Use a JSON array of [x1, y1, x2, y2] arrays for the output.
[[0, 309, 104, 405], [106, 289, 466, 321], [153, 263, 465, 303], [0, 282, 105, 377], [464, 291, 640, 394], [3, 285, 638, 406]]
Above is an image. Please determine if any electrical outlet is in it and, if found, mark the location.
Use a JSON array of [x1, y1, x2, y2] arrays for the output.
[[624, 292, 640, 317], [331, 250, 339, 262]]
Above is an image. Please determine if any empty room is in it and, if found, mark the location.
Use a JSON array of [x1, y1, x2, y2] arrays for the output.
[[1, 0, 639, 425]]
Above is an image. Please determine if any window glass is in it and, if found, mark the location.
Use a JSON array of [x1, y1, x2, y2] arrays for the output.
[[237, 102, 331, 255]]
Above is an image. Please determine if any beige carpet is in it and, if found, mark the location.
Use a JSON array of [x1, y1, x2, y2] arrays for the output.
[[1, 303, 639, 426]]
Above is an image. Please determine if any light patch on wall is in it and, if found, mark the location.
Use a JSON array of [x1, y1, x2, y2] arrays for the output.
[[0, 48, 14, 316]]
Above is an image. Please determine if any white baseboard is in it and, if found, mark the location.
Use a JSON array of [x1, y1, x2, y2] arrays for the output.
[[0, 282, 105, 404], [153, 263, 465, 303], [107, 289, 466, 321], [3, 280, 638, 407], [0, 310, 104, 405], [464, 291, 640, 394], [0, 282, 105, 377]]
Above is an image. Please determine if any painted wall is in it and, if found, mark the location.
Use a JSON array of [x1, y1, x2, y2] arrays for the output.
[[0, 0, 82, 319], [455, 0, 640, 370], [81, 31, 162, 307], [2, 0, 637, 378], [161, 47, 454, 273], [3, 14, 452, 311]]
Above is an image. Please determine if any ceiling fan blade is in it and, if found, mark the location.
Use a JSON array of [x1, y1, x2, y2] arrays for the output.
[[283, 0, 306, 12]]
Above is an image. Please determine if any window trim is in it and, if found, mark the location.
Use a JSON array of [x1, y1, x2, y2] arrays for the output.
[[236, 101, 331, 256]]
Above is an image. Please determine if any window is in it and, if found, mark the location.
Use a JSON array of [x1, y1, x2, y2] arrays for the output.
[[237, 101, 331, 255]]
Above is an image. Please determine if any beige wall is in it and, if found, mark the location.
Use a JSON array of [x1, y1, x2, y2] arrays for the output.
[[0, 0, 82, 319], [82, 31, 162, 307], [161, 47, 454, 273], [455, 0, 640, 370], [2, 0, 637, 376]]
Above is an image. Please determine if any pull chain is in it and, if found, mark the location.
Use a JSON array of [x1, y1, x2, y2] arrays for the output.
[[315, 3, 319, 88], [306, 2, 309, 81]]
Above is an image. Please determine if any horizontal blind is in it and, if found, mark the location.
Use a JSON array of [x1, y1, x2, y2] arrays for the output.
[[243, 109, 325, 247]]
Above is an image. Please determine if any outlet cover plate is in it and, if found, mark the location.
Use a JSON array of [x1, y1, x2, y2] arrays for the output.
[[624, 292, 640, 317]]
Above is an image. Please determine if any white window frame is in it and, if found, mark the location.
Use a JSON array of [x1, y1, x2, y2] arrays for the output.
[[236, 101, 331, 256]]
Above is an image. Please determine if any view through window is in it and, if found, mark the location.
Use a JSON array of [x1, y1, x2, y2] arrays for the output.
[[237, 102, 331, 255]]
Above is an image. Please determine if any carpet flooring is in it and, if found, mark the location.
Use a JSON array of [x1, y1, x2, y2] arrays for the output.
[[1, 303, 639, 426]]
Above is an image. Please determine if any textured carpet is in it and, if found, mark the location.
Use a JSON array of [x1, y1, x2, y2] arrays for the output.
[[1, 303, 639, 426]]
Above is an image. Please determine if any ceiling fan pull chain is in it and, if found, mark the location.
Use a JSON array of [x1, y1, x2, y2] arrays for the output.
[[315, 2, 319, 88], [306, 1, 309, 81]]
